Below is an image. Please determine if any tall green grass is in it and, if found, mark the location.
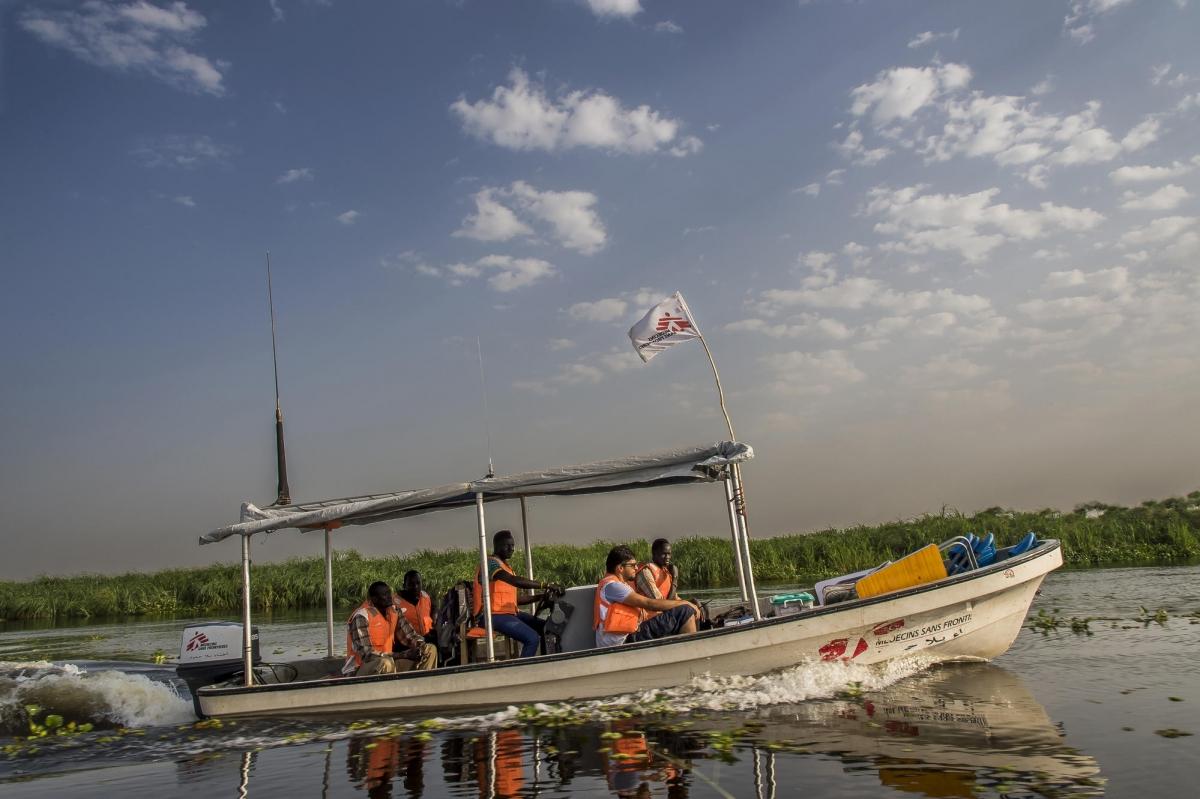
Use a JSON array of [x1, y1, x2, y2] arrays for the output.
[[2, 491, 1197, 621]]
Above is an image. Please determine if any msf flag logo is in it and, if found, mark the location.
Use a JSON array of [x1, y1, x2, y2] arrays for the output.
[[629, 292, 700, 363]]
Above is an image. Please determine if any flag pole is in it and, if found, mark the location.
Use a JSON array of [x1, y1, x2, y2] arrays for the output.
[[675, 294, 762, 619]]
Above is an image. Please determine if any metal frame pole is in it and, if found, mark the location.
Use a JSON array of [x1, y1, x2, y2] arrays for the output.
[[724, 475, 750, 602], [520, 497, 534, 580], [240, 533, 254, 686], [324, 527, 335, 658], [731, 463, 762, 620], [475, 492, 495, 662]]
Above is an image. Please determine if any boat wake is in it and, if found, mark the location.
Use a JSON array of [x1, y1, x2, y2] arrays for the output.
[[0, 660, 194, 736], [446, 654, 938, 730]]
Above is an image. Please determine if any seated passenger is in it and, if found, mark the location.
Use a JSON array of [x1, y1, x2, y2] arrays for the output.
[[474, 529, 562, 658], [392, 570, 437, 670], [634, 538, 680, 609], [595, 546, 700, 648], [344, 581, 397, 676]]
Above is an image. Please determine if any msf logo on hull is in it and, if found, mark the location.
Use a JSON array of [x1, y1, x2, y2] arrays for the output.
[[655, 314, 692, 333]]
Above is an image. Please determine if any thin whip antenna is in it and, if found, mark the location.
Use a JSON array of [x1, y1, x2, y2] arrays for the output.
[[476, 337, 495, 478], [266, 252, 291, 505]]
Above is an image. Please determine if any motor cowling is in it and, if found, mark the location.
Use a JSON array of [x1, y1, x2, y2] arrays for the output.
[[176, 622, 261, 717]]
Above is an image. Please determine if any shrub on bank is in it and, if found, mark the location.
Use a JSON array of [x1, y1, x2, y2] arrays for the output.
[[1, 491, 1196, 620]]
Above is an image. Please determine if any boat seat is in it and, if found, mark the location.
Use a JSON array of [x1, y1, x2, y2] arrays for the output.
[[558, 585, 599, 652]]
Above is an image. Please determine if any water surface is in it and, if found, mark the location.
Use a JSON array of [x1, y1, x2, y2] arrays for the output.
[[2, 566, 1198, 797]]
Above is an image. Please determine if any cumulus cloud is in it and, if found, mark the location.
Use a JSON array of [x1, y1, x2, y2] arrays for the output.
[[587, 0, 642, 18], [417, 254, 556, 292], [454, 182, 607, 254], [1042, 266, 1130, 293], [131, 133, 231, 169], [1064, 0, 1136, 44], [1109, 158, 1199, 184], [171, 194, 195, 207], [19, 1, 227, 95], [451, 68, 700, 156], [565, 287, 665, 324], [842, 60, 1164, 185], [907, 29, 959, 49], [654, 20, 683, 34], [1120, 184, 1191, 211], [863, 185, 1103, 262], [336, 210, 359, 225], [276, 167, 314, 184], [760, 350, 866, 396]]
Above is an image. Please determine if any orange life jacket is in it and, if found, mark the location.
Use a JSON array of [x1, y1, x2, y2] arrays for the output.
[[593, 574, 643, 635], [636, 561, 674, 599], [474, 559, 519, 616], [345, 601, 396, 668], [395, 591, 433, 636]]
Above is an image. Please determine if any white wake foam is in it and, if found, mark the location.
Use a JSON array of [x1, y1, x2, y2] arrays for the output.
[[1, 660, 194, 730]]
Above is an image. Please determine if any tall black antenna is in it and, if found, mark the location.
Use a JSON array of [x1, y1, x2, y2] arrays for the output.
[[267, 252, 291, 506], [476, 336, 495, 479]]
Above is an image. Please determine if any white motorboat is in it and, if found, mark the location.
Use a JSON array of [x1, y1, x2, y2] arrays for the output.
[[179, 441, 1062, 719]]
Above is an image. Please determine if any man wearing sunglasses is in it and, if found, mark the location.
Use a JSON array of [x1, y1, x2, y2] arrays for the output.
[[594, 545, 701, 648]]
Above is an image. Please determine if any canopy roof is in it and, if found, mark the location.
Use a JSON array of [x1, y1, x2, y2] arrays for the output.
[[200, 441, 753, 545]]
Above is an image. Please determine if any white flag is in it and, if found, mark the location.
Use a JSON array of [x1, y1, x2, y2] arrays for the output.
[[628, 291, 700, 363]]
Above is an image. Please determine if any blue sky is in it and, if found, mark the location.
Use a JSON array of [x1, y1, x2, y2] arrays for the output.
[[2, 0, 1198, 577]]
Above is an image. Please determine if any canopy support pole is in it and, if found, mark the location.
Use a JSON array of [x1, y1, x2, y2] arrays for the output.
[[324, 527, 335, 658], [475, 492, 495, 662], [240, 533, 254, 686], [731, 463, 762, 620], [520, 497, 534, 580], [724, 475, 750, 602]]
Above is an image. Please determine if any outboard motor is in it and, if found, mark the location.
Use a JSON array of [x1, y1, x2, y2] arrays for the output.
[[176, 622, 260, 717]]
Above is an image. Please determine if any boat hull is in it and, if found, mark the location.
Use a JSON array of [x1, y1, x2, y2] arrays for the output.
[[197, 540, 1062, 718]]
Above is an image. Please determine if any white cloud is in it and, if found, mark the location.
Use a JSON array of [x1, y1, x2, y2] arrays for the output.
[[654, 20, 683, 34], [795, 182, 821, 197], [1109, 159, 1198, 184], [1018, 294, 1120, 322], [1118, 215, 1197, 247], [1151, 63, 1173, 86], [1042, 266, 1129, 293], [1064, 0, 1136, 44], [1120, 184, 1191, 211], [1031, 76, 1055, 96], [825, 169, 846, 185], [269, 0, 284, 23], [19, 1, 227, 95], [418, 254, 556, 292], [276, 167, 314, 184], [835, 129, 891, 165], [454, 187, 534, 243], [336, 210, 360, 225], [1120, 117, 1161, 152], [454, 182, 607, 254], [451, 68, 699, 156], [131, 134, 230, 169], [587, 0, 642, 18], [760, 350, 866, 395], [549, 338, 575, 351], [725, 315, 854, 341], [903, 355, 987, 385], [906, 29, 959, 49], [172, 194, 195, 207], [568, 298, 627, 322], [864, 185, 1103, 262], [849, 63, 971, 125]]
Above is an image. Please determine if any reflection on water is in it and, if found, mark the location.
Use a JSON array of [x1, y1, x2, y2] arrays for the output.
[[144, 664, 1100, 799]]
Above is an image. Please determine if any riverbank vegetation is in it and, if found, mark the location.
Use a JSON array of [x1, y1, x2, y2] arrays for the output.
[[2, 491, 1197, 620]]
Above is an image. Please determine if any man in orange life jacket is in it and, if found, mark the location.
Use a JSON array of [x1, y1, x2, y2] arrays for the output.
[[595, 545, 700, 648], [392, 570, 438, 671], [344, 581, 398, 676], [475, 530, 562, 658], [634, 538, 680, 610]]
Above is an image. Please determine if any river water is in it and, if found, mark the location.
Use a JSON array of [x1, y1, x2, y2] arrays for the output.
[[2, 565, 1197, 798]]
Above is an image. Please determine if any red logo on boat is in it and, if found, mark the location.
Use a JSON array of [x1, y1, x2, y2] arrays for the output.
[[819, 636, 869, 661], [185, 632, 210, 651], [655, 314, 691, 333], [873, 619, 905, 637]]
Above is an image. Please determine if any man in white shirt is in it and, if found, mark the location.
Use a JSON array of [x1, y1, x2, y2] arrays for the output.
[[595, 546, 701, 648]]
